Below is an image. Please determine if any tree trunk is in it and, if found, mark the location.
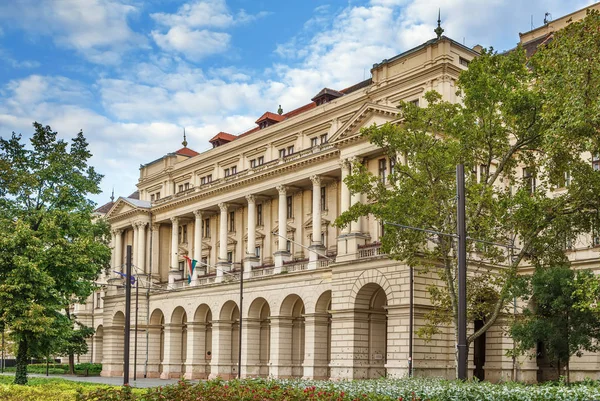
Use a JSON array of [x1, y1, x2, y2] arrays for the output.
[[14, 337, 28, 385], [68, 353, 75, 375], [566, 358, 570, 384]]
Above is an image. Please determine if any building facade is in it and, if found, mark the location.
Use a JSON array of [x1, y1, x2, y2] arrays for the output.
[[74, 3, 600, 383]]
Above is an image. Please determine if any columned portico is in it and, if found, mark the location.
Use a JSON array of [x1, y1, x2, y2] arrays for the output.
[[136, 221, 147, 274], [169, 217, 182, 284], [274, 185, 291, 271], [217, 203, 230, 279], [244, 195, 260, 274], [193, 210, 203, 279], [337, 158, 368, 261], [113, 229, 123, 271], [308, 175, 325, 270]]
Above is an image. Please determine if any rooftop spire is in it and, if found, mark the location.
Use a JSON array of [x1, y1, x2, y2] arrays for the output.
[[434, 8, 444, 39], [110, 187, 115, 202], [182, 127, 188, 148]]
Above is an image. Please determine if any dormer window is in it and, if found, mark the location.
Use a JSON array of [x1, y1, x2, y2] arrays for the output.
[[256, 112, 285, 129], [311, 88, 343, 106]]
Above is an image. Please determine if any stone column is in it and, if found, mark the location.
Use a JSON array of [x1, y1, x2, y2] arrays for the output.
[[274, 185, 291, 271], [217, 203, 230, 279], [193, 210, 203, 279], [185, 322, 209, 379], [329, 309, 362, 380], [145, 325, 163, 378], [150, 223, 160, 279], [337, 158, 368, 262], [340, 159, 351, 235], [168, 217, 182, 284], [132, 223, 138, 270], [244, 195, 260, 274], [269, 316, 294, 378], [113, 229, 123, 271], [209, 320, 235, 379], [241, 318, 262, 377], [308, 176, 326, 270], [303, 313, 331, 379], [137, 222, 147, 274]]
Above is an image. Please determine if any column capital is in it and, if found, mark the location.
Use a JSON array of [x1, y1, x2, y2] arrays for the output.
[[193, 210, 203, 218], [112, 228, 123, 236], [309, 175, 321, 186], [170, 216, 179, 224], [245, 194, 256, 204], [138, 221, 148, 228], [218, 202, 228, 212], [276, 185, 287, 195], [339, 158, 351, 170], [152, 223, 161, 231]]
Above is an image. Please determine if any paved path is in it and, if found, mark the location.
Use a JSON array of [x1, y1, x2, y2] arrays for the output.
[[1, 372, 185, 388]]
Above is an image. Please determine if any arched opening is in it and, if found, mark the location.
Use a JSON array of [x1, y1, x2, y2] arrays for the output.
[[190, 304, 212, 379], [213, 300, 239, 378], [280, 294, 305, 378], [93, 325, 104, 365], [161, 306, 187, 378], [148, 309, 165, 377], [308, 290, 332, 379], [355, 283, 388, 379], [245, 297, 271, 377]]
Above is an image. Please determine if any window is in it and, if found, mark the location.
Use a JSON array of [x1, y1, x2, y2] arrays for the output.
[[410, 99, 419, 107], [203, 218, 210, 237], [231, 166, 237, 175], [255, 246, 261, 259], [379, 158, 387, 183], [287, 195, 293, 218], [151, 194, 155, 202], [184, 183, 190, 190], [287, 145, 294, 155], [479, 164, 487, 184], [178, 184, 184, 192], [593, 155, 600, 171], [201, 257, 208, 270], [321, 232, 326, 246], [286, 240, 291, 253], [178, 261, 185, 271], [227, 251, 233, 263], [320, 133, 328, 144], [593, 222, 600, 247], [224, 168, 230, 177], [229, 211, 235, 232], [250, 159, 256, 168], [311, 137, 318, 147], [459, 57, 470, 67], [320, 186, 326, 211], [279, 149, 286, 158], [95, 292, 101, 309], [155, 192, 160, 200], [563, 171, 571, 188], [390, 157, 396, 174], [257, 156, 264, 165], [178, 225, 188, 243], [523, 168, 535, 195], [256, 204, 263, 226], [201, 176, 206, 185]]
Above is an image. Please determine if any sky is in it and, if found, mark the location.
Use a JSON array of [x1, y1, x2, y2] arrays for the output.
[[0, 0, 595, 206]]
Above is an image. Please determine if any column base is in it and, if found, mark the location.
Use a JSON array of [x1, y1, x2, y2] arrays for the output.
[[244, 256, 260, 278], [168, 270, 182, 284], [308, 244, 326, 270], [335, 233, 369, 262], [274, 251, 291, 273], [106, 277, 122, 296]]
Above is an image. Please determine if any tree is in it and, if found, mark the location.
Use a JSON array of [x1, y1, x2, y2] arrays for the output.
[[510, 265, 600, 383], [0, 123, 111, 384], [335, 12, 600, 376]]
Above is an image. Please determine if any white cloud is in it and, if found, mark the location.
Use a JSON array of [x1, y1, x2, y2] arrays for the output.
[[151, 26, 230, 61], [0, 0, 146, 64]]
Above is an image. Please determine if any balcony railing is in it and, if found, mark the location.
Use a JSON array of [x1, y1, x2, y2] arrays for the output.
[[358, 242, 384, 259]]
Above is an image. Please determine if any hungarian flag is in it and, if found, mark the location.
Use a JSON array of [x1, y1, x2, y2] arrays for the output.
[[182, 255, 197, 284]]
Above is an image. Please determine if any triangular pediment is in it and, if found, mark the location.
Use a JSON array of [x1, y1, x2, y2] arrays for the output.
[[217, 236, 238, 246], [105, 197, 150, 219], [329, 102, 400, 144], [243, 231, 266, 241], [303, 217, 330, 229], [272, 224, 296, 235]]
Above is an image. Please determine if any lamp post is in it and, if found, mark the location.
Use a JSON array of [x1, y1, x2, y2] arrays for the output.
[[123, 245, 132, 386]]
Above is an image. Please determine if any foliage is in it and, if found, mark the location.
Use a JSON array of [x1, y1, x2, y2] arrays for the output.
[[0, 123, 111, 384], [3, 363, 103, 375], [510, 265, 600, 381], [334, 10, 600, 375]]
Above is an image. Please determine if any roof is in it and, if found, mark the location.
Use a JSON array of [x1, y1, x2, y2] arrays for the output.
[[128, 190, 139, 199], [311, 88, 344, 101], [94, 201, 114, 214], [209, 131, 238, 143], [175, 147, 200, 157], [521, 32, 553, 57], [121, 196, 151, 208], [255, 112, 286, 124]]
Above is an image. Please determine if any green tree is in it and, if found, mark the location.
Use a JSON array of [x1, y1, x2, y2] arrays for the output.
[[510, 265, 600, 383], [335, 12, 600, 376], [0, 123, 110, 384]]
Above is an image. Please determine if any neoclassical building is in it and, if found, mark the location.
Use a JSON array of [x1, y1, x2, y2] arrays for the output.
[[74, 3, 600, 383]]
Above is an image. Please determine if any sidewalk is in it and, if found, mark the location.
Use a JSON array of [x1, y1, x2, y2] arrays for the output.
[[1, 372, 186, 388]]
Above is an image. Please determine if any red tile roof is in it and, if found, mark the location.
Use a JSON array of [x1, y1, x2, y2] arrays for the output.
[[209, 131, 238, 143], [255, 112, 285, 124], [175, 147, 200, 157]]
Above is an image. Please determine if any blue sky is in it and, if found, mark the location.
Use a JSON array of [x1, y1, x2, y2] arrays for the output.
[[0, 0, 595, 205]]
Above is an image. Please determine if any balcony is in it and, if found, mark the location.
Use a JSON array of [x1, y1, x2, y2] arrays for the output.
[[357, 242, 384, 259]]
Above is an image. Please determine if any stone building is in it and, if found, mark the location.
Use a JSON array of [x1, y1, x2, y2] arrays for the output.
[[74, 2, 600, 383]]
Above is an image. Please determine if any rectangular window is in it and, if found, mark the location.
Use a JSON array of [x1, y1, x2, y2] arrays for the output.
[[229, 211, 235, 232], [320, 186, 326, 211], [287, 145, 294, 155], [203, 218, 210, 237], [178, 184, 184, 192], [95, 292, 101, 309], [178, 225, 188, 243], [479, 164, 487, 184], [155, 192, 160, 200], [593, 155, 600, 171], [207, 174, 212, 183], [178, 261, 185, 271], [201, 257, 208, 270], [250, 159, 256, 168], [563, 171, 571, 188], [523, 168, 535, 195], [459, 57, 470, 67], [231, 166, 237, 175], [311, 137, 318, 147], [279, 149, 286, 158], [389, 157, 396, 174], [410, 99, 419, 107], [379, 158, 387, 183], [257, 156, 264, 165], [201, 177, 206, 185], [256, 204, 263, 226], [320, 133, 328, 144], [286, 240, 291, 253], [287, 195, 293, 218], [255, 246, 261, 259], [224, 168, 230, 177], [151, 194, 155, 202], [227, 251, 233, 263], [184, 183, 189, 190]]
